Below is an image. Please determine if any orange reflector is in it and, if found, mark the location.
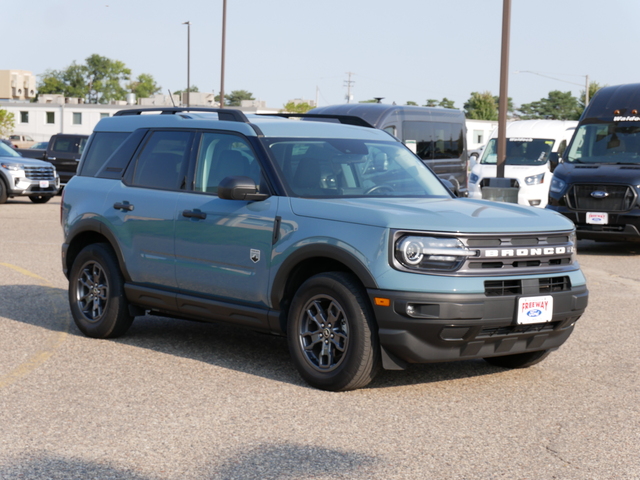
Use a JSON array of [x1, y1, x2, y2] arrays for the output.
[[374, 297, 391, 307]]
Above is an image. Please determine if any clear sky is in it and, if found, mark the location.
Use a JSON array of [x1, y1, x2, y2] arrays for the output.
[[7, 0, 640, 110]]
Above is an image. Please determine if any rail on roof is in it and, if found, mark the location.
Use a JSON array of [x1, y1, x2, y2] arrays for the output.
[[257, 113, 375, 128], [113, 107, 250, 123]]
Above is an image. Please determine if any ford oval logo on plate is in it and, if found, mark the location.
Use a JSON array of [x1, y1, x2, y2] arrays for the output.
[[591, 191, 609, 199], [527, 309, 542, 318]]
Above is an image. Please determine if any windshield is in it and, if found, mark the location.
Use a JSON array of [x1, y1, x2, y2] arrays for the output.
[[0, 142, 21, 158], [479, 137, 555, 165], [565, 123, 640, 164], [262, 137, 451, 198]]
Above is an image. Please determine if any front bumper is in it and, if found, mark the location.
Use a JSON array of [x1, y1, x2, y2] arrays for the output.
[[368, 283, 588, 368], [6, 172, 60, 197], [547, 205, 640, 242]]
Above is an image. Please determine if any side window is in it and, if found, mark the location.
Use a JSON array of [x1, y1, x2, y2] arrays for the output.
[[557, 140, 567, 157], [194, 132, 261, 193], [403, 121, 434, 161], [132, 131, 193, 190], [433, 122, 464, 159], [79, 132, 130, 177]]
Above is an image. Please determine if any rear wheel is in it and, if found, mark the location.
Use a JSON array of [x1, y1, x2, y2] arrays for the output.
[[484, 350, 551, 368], [287, 272, 380, 391], [68, 243, 134, 338], [29, 194, 53, 203]]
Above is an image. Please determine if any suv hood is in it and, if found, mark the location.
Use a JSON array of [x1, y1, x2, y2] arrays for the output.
[[290, 197, 574, 233], [0, 155, 54, 168]]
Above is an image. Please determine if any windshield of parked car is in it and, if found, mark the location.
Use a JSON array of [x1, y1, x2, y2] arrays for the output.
[[262, 138, 451, 198], [565, 122, 640, 164], [480, 137, 555, 165], [0, 142, 21, 158]]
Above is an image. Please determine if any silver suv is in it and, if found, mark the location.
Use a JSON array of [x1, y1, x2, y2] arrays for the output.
[[0, 142, 60, 203]]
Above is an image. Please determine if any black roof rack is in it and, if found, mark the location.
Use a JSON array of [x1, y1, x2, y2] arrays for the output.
[[257, 113, 374, 128], [113, 107, 250, 123]]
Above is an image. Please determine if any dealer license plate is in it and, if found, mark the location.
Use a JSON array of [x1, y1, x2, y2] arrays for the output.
[[39, 180, 49, 188], [517, 295, 553, 324], [587, 212, 608, 225]]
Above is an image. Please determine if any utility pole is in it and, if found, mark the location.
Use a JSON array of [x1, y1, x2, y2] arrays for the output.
[[585, 74, 590, 107], [496, 0, 511, 179], [344, 72, 355, 103], [182, 21, 191, 108], [220, 0, 227, 108]]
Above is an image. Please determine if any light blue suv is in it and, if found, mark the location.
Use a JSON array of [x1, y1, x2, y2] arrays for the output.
[[61, 108, 588, 391]]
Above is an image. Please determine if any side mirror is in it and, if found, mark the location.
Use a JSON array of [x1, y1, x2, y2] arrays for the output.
[[548, 152, 560, 172], [217, 176, 270, 201], [441, 178, 458, 197]]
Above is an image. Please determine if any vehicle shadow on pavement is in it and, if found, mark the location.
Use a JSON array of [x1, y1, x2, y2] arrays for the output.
[[1, 284, 508, 391], [0, 452, 153, 480], [0, 443, 379, 480], [576, 239, 639, 256]]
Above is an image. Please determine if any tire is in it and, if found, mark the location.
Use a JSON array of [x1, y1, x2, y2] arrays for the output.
[[29, 195, 53, 204], [0, 178, 7, 204], [287, 272, 380, 391], [484, 350, 552, 369], [68, 243, 134, 339]]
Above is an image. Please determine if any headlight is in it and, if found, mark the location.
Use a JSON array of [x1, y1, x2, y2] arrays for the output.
[[469, 173, 479, 184], [549, 177, 567, 193], [1, 162, 25, 171], [395, 235, 476, 271], [524, 173, 545, 185]]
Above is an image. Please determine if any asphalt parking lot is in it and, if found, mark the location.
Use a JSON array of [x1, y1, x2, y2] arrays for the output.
[[0, 197, 638, 480]]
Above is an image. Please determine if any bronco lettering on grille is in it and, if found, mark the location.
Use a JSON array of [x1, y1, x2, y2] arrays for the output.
[[483, 246, 571, 258]]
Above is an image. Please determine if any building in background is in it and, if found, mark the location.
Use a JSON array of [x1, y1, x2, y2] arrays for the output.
[[0, 70, 36, 101]]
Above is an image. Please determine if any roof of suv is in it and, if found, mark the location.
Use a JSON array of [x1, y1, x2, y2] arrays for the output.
[[95, 108, 396, 142]]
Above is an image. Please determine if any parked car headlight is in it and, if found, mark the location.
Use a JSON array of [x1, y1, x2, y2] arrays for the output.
[[395, 235, 476, 271], [1, 162, 25, 171], [469, 173, 479, 184], [524, 173, 545, 185], [549, 177, 567, 193]]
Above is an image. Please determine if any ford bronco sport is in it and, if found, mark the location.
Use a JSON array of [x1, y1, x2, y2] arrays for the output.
[[61, 107, 588, 391]]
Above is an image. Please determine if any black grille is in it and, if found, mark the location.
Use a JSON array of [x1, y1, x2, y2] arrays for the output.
[[539, 276, 571, 293], [479, 322, 558, 337], [485, 280, 522, 296], [484, 276, 571, 296], [566, 184, 636, 211], [24, 166, 56, 181]]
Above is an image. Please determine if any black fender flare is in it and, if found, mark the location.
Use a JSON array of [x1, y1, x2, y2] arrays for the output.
[[270, 243, 378, 309]]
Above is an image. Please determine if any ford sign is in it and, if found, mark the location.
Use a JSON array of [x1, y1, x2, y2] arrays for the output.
[[591, 191, 609, 199]]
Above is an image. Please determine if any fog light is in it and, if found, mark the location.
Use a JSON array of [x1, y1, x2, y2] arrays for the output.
[[529, 199, 541, 206], [406, 304, 415, 315]]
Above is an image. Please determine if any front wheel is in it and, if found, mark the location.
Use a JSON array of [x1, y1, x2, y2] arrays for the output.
[[68, 243, 134, 338], [287, 272, 380, 391], [29, 194, 53, 203], [484, 350, 551, 368]]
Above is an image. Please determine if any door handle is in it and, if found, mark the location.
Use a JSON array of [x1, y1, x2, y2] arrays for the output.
[[182, 209, 207, 220], [113, 202, 134, 211]]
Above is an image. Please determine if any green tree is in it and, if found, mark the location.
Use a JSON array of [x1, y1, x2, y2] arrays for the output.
[[464, 91, 499, 120], [128, 73, 161, 99], [579, 81, 605, 110], [281, 101, 313, 113], [174, 85, 199, 96], [439, 97, 455, 109], [358, 99, 381, 103], [405, 101, 418, 106], [518, 90, 581, 120], [424, 99, 438, 107], [0, 109, 16, 138], [215, 89, 254, 106], [36, 55, 145, 104]]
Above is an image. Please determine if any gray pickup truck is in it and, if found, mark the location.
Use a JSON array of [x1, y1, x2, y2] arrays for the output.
[[17, 134, 88, 185]]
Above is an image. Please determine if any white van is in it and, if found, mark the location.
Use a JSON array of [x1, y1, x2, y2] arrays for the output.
[[468, 120, 577, 207]]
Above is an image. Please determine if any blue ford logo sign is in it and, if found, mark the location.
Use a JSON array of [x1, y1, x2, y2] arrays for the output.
[[527, 309, 542, 318], [591, 191, 609, 199]]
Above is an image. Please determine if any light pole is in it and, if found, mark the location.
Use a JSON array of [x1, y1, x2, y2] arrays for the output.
[[496, 0, 511, 180], [183, 21, 191, 108], [220, 0, 227, 109]]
